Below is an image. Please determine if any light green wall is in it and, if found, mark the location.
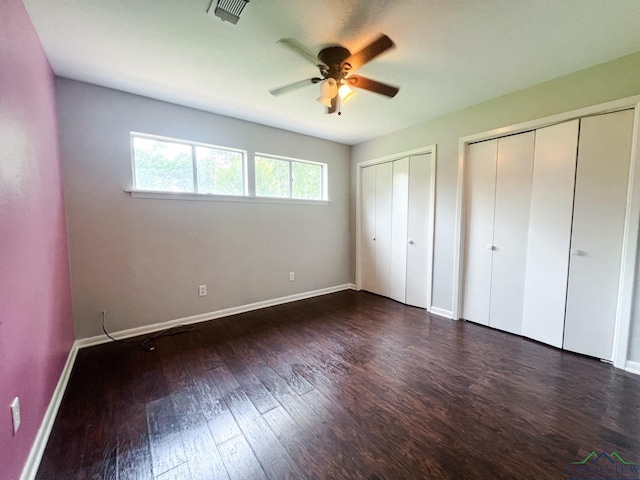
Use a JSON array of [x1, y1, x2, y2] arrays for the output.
[[352, 50, 640, 361]]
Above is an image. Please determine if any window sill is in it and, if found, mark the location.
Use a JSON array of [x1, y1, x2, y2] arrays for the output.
[[125, 189, 331, 206]]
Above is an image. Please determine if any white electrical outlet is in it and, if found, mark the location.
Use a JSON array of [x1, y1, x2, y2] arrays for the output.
[[289, 272, 295, 281], [198, 285, 207, 297], [10, 397, 20, 434]]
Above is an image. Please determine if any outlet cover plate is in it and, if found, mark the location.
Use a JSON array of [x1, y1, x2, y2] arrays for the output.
[[10, 397, 20, 434]]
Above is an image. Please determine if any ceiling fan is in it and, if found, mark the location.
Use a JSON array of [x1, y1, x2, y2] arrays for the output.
[[269, 34, 400, 115]]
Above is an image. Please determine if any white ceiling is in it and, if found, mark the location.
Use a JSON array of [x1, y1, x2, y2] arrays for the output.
[[23, 0, 640, 145]]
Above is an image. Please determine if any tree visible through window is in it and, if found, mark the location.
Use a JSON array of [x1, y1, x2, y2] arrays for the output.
[[133, 137, 194, 192], [196, 146, 244, 195], [255, 157, 290, 198], [292, 161, 322, 200], [132, 134, 245, 196], [255, 155, 324, 200]]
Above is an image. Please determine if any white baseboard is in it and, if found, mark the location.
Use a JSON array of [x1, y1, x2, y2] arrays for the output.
[[77, 283, 357, 348], [20, 342, 79, 480], [17, 283, 634, 480], [625, 360, 640, 376], [20, 283, 357, 479], [429, 306, 453, 319]]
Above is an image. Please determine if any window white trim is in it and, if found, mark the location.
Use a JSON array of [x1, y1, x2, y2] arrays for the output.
[[131, 131, 246, 155], [126, 189, 330, 206]]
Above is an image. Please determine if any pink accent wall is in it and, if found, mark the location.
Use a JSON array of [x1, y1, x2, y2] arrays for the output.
[[0, 1, 75, 478]]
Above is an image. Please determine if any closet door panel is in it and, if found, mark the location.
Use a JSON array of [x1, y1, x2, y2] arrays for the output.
[[463, 139, 497, 326], [406, 153, 433, 309], [390, 158, 409, 303], [489, 132, 535, 335], [360, 165, 377, 293], [563, 110, 634, 360], [521, 120, 579, 347], [374, 162, 394, 297]]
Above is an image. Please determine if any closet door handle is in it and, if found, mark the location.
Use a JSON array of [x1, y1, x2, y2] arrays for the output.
[[408, 239, 414, 245], [486, 244, 496, 251], [571, 249, 585, 256], [373, 237, 376, 241]]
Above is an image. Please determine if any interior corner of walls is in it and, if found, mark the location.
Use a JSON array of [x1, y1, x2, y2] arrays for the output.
[[429, 306, 453, 319], [74, 284, 356, 347], [19, 340, 79, 480], [625, 360, 640, 376]]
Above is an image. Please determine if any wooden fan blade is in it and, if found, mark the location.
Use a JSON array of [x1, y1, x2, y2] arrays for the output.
[[346, 75, 399, 98], [342, 34, 395, 71], [328, 95, 338, 114], [269, 78, 321, 96], [277, 38, 327, 68]]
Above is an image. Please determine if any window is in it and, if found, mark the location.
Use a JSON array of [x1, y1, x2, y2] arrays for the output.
[[130, 133, 328, 204], [255, 154, 325, 200], [131, 133, 245, 196]]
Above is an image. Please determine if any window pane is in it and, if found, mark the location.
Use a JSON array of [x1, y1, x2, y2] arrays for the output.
[[255, 157, 290, 198], [196, 146, 243, 195], [133, 137, 193, 192], [292, 162, 322, 200]]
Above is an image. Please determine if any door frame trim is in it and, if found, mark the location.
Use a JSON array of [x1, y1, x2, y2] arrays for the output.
[[356, 145, 437, 311], [451, 95, 640, 369]]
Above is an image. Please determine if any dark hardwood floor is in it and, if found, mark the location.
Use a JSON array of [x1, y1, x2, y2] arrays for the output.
[[37, 290, 640, 479]]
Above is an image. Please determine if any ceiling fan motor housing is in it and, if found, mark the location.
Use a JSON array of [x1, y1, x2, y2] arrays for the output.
[[318, 46, 351, 80]]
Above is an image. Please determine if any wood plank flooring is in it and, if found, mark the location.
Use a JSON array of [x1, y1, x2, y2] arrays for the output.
[[36, 291, 640, 479]]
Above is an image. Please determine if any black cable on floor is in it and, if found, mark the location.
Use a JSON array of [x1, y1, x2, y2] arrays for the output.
[[101, 310, 194, 352]]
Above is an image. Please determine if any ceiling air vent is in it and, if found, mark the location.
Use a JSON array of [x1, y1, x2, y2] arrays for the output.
[[209, 0, 250, 25]]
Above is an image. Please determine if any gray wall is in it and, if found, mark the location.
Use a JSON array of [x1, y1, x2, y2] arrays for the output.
[[56, 78, 351, 339], [57, 51, 640, 363], [352, 51, 640, 360]]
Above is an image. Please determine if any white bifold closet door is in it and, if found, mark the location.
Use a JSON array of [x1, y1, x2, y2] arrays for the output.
[[464, 111, 635, 359], [390, 158, 409, 303], [521, 120, 580, 348], [360, 166, 377, 294], [373, 162, 393, 297], [463, 140, 497, 326], [462, 131, 534, 333], [406, 153, 433, 308], [563, 109, 635, 360], [488, 132, 534, 334], [360, 155, 433, 306]]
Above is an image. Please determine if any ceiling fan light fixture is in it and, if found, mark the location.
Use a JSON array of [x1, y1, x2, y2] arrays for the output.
[[317, 78, 338, 107], [338, 83, 355, 104]]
